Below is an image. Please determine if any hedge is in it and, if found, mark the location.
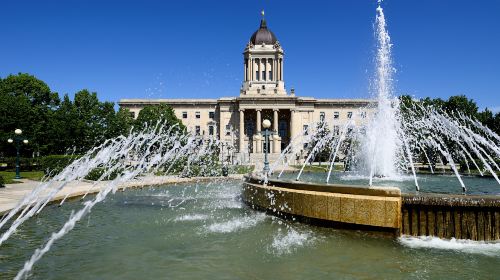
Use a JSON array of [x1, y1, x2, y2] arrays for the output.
[[0, 157, 40, 171], [84, 167, 122, 181], [39, 155, 80, 175]]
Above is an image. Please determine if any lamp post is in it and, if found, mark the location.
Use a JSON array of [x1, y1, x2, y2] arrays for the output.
[[7, 129, 29, 179], [261, 119, 272, 175]]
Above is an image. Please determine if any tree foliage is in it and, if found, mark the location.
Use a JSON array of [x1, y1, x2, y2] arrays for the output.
[[135, 104, 185, 133], [399, 94, 500, 135], [0, 73, 134, 156]]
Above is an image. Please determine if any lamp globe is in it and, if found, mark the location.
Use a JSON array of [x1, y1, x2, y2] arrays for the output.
[[262, 119, 271, 129]]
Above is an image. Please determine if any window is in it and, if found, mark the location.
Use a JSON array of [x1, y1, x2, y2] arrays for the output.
[[182, 112, 188, 119], [262, 71, 266, 81], [209, 125, 214, 136], [347, 112, 353, 119], [279, 120, 287, 138], [333, 125, 340, 136], [225, 124, 231, 136], [256, 71, 260, 81], [209, 111, 215, 119], [303, 125, 309, 135], [195, 126, 201, 135], [333, 112, 339, 119], [320, 112, 325, 122], [360, 111, 367, 118], [245, 121, 254, 136], [269, 71, 273, 81], [195, 111, 201, 119]]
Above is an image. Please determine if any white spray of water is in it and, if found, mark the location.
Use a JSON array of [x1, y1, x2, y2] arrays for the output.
[[399, 236, 500, 257], [364, 3, 401, 183], [0, 123, 230, 280], [205, 212, 267, 233]]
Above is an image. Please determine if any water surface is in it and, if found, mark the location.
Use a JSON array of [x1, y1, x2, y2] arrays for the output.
[[1, 179, 499, 279], [278, 171, 500, 195]]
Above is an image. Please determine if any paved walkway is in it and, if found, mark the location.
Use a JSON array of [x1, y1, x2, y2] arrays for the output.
[[0, 174, 244, 216]]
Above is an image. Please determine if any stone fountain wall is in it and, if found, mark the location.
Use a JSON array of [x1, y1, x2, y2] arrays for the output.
[[401, 194, 500, 241], [243, 175, 500, 241], [242, 176, 402, 233]]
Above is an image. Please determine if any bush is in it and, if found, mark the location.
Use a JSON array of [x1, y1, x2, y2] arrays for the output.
[[229, 165, 254, 174], [0, 157, 40, 171], [0, 175, 5, 188], [39, 155, 80, 175], [84, 167, 123, 181]]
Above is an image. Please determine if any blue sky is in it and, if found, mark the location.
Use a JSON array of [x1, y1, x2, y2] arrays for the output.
[[1, 0, 499, 112]]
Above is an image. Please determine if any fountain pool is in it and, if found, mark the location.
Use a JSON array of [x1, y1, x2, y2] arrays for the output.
[[278, 171, 500, 195], [1, 179, 500, 279]]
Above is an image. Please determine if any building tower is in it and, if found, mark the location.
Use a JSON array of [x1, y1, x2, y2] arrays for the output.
[[241, 11, 286, 96]]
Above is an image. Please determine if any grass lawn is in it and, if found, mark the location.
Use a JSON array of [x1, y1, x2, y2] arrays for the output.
[[0, 171, 45, 184], [291, 164, 344, 172]]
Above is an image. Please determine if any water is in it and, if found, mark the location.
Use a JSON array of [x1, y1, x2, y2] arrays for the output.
[[278, 171, 500, 195], [1, 180, 499, 279], [271, 2, 500, 194], [1, 2, 499, 277]]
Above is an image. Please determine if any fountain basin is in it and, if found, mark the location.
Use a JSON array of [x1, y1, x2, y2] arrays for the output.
[[243, 175, 402, 233], [243, 175, 500, 240]]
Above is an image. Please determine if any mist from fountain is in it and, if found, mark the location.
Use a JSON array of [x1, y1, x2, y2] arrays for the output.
[[0, 122, 228, 279], [2, 2, 500, 278], [268, 1, 500, 194]]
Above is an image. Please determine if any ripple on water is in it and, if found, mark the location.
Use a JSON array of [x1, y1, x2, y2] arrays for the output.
[[174, 214, 210, 222], [270, 228, 315, 256], [399, 236, 500, 257], [205, 213, 267, 233]]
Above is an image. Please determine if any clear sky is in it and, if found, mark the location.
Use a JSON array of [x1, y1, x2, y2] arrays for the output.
[[1, 0, 499, 112]]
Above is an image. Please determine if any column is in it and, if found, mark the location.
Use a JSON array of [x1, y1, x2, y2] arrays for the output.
[[273, 109, 279, 132], [244, 59, 247, 81], [273, 109, 281, 154], [256, 58, 260, 81], [256, 109, 262, 153], [280, 58, 283, 81], [290, 109, 296, 139], [250, 58, 254, 81], [269, 58, 273, 81], [239, 109, 245, 153], [274, 58, 277, 81], [263, 58, 267, 81]]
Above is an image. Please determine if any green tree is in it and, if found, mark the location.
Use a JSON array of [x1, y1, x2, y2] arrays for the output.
[[48, 94, 78, 154], [107, 108, 134, 138], [494, 112, 500, 135], [135, 104, 185, 133], [0, 73, 60, 156], [445, 95, 478, 117]]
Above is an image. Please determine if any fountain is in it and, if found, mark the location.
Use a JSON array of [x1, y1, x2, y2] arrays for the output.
[[243, 0, 500, 243], [1, 2, 500, 279]]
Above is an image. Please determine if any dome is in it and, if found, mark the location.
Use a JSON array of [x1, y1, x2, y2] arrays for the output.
[[250, 19, 278, 45]]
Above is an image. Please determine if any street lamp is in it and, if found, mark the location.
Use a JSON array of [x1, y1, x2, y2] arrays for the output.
[[261, 119, 272, 175], [7, 129, 29, 179]]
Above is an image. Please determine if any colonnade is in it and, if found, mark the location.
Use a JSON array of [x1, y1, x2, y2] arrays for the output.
[[244, 57, 283, 82], [238, 108, 296, 154]]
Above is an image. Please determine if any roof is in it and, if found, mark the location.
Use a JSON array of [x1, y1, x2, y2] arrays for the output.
[[250, 18, 278, 45]]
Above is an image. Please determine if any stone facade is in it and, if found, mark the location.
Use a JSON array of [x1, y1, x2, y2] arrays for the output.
[[119, 15, 374, 165]]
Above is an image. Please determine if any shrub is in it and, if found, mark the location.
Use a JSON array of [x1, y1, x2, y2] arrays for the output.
[[39, 155, 80, 175], [84, 167, 123, 181], [0, 175, 5, 188], [0, 157, 40, 171], [229, 165, 254, 174]]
